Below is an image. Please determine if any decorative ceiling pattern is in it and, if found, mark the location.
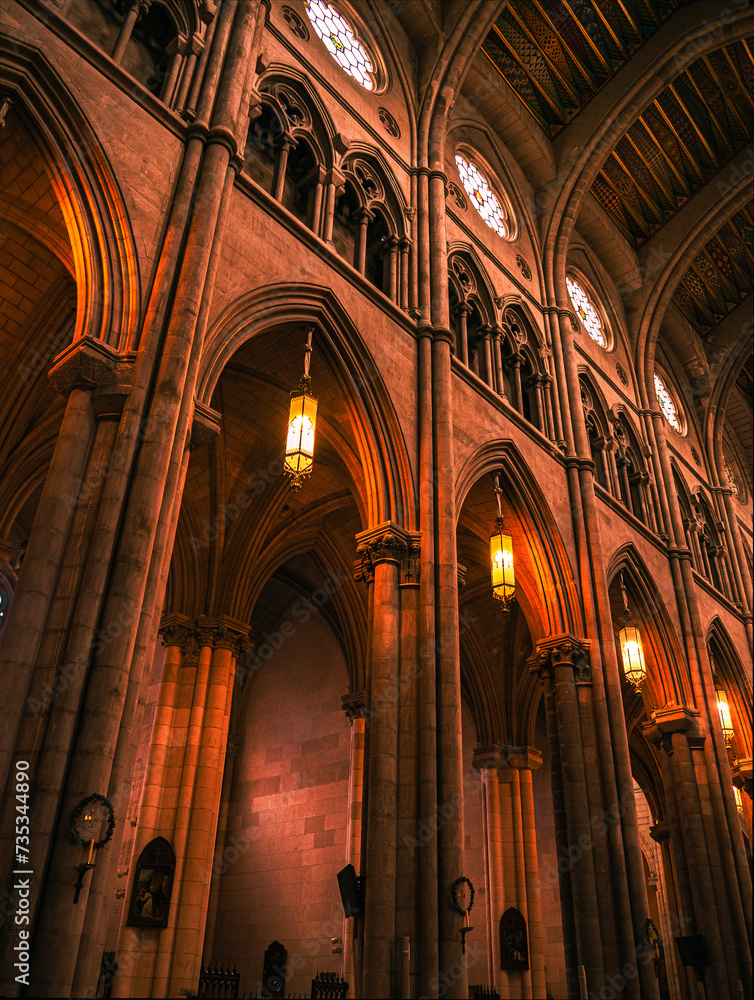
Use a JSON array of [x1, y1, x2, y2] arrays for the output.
[[591, 40, 754, 247], [672, 208, 753, 336], [482, 0, 692, 137]]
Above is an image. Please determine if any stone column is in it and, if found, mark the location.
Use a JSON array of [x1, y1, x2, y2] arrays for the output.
[[481, 325, 495, 389], [646, 707, 733, 998], [342, 692, 367, 999], [507, 352, 523, 412], [160, 36, 186, 106], [112, 0, 150, 65], [321, 167, 346, 244], [398, 237, 412, 312], [649, 822, 686, 1000], [473, 747, 506, 990], [533, 636, 605, 995], [453, 302, 471, 367], [380, 235, 400, 302], [356, 524, 407, 998], [493, 327, 506, 398], [272, 132, 296, 202], [202, 732, 242, 965], [396, 537, 421, 991], [168, 619, 250, 996], [354, 207, 375, 276], [305, 165, 326, 235], [511, 749, 547, 1000], [172, 36, 201, 114]]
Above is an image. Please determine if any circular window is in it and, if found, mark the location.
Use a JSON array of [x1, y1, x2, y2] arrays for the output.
[[454, 153, 512, 239], [566, 275, 606, 348], [305, 1, 376, 90], [654, 372, 682, 433]]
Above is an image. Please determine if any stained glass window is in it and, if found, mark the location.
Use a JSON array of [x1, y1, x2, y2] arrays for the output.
[[454, 154, 509, 238], [654, 373, 681, 432], [305, 1, 375, 90], [566, 276, 606, 347]]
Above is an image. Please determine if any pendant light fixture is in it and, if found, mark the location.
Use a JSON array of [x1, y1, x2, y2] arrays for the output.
[[618, 572, 646, 690], [715, 689, 735, 746], [284, 327, 318, 491], [490, 472, 515, 612]]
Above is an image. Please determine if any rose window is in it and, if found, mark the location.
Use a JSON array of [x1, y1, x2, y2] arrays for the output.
[[305, 1, 375, 90]]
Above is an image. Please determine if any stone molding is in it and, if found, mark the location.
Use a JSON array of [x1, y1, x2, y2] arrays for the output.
[[341, 691, 366, 721], [643, 704, 703, 753], [649, 820, 670, 844], [191, 400, 222, 450], [355, 523, 420, 587], [472, 744, 543, 773]]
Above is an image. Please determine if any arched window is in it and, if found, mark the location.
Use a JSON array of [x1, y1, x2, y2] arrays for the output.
[[124, 3, 178, 98], [454, 153, 511, 239], [247, 81, 332, 238], [305, 1, 376, 90], [654, 372, 681, 432], [332, 157, 406, 301], [566, 275, 606, 348], [447, 253, 500, 393]]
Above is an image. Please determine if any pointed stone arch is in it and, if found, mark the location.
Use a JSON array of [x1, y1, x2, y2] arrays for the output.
[[605, 544, 689, 710], [455, 440, 581, 642], [197, 282, 416, 531], [0, 43, 140, 351]]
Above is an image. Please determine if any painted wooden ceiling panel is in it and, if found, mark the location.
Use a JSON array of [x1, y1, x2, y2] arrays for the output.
[[482, 0, 692, 135], [672, 208, 753, 336]]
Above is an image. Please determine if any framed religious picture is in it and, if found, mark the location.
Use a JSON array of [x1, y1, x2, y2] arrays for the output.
[[500, 907, 529, 970], [127, 837, 175, 928]]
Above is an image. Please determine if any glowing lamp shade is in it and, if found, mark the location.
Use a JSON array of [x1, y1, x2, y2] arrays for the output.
[[490, 525, 515, 611], [716, 690, 734, 745], [733, 786, 744, 814], [285, 388, 318, 490], [619, 623, 646, 690]]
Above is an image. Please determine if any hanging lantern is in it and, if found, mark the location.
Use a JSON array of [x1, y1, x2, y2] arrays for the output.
[[284, 327, 318, 491], [733, 786, 744, 814], [490, 472, 515, 612], [716, 689, 735, 746], [618, 573, 646, 690]]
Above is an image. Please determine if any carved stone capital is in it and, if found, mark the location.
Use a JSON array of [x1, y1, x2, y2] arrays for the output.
[[160, 613, 201, 665], [355, 523, 419, 586], [341, 691, 366, 721], [48, 336, 122, 396], [196, 615, 252, 653], [532, 634, 591, 680]]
